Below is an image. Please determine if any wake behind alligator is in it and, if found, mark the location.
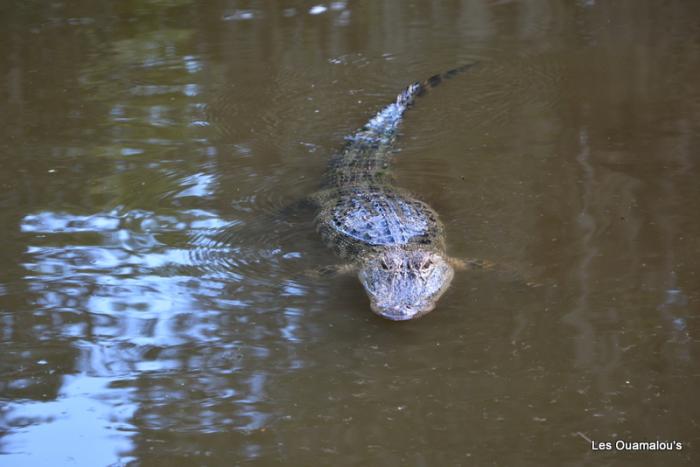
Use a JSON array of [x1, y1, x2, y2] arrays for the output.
[[310, 63, 479, 321]]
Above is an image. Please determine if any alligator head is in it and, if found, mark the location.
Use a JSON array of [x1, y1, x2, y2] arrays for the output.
[[358, 248, 454, 321]]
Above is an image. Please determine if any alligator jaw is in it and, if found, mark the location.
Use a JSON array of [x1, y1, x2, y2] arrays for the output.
[[369, 301, 436, 321]]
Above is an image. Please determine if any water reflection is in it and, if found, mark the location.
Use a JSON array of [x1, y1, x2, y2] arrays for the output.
[[6, 196, 315, 462], [2, 376, 137, 466]]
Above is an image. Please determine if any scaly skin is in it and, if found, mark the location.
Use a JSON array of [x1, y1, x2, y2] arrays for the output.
[[312, 64, 477, 320]]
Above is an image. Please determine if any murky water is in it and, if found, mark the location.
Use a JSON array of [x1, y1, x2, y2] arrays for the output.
[[1, 1, 699, 465]]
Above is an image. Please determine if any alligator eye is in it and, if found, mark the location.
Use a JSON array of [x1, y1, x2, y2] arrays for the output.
[[421, 260, 433, 270]]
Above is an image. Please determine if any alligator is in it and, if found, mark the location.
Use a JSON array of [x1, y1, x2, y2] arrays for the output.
[[309, 63, 482, 321]]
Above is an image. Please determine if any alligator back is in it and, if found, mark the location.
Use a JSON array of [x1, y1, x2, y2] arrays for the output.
[[316, 186, 445, 259], [315, 64, 477, 260]]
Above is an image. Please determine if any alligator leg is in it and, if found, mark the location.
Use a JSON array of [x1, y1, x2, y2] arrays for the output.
[[448, 257, 496, 271], [304, 263, 358, 279], [449, 257, 543, 287], [278, 196, 320, 225]]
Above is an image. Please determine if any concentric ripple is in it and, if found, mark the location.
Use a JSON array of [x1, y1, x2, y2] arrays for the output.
[[186, 213, 318, 286], [200, 51, 563, 291], [206, 66, 343, 153]]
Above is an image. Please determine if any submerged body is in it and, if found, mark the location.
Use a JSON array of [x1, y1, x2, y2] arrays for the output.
[[312, 65, 476, 320]]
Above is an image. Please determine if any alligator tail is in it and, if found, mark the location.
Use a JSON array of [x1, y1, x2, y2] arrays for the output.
[[402, 62, 479, 106], [323, 63, 478, 187], [347, 62, 479, 146]]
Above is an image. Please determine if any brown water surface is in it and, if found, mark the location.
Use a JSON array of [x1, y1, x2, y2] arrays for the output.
[[1, 1, 699, 465]]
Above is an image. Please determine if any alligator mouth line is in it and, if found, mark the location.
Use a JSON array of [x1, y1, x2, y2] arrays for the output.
[[369, 301, 435, 321]]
